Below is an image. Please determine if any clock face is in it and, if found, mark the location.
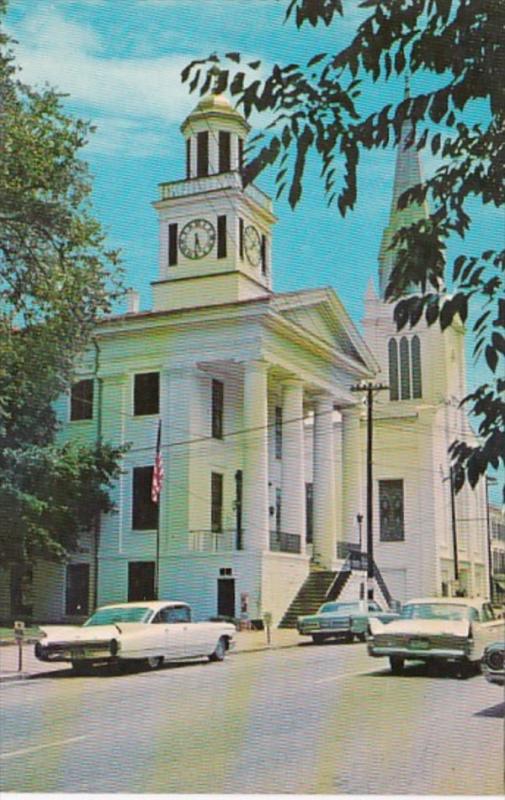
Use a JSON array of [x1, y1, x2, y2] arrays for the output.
[[179, 218, 216, 260], [244, 225, 262, 267]]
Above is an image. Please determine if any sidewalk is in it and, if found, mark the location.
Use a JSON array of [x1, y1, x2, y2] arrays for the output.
[[0, 627, 303, 683]]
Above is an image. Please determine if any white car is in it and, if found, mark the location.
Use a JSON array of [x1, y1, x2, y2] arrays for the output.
[[35, 601, 236, 674], [368, 597, 503, 676]]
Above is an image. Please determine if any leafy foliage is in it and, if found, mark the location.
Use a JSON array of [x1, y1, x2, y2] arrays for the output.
[[183, 0, 504, 498], [0, 3, 125, 563]]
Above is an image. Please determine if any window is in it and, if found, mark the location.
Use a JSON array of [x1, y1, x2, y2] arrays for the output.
[[219, 131, 231, 172], [239, 218, 244, 259], [212, 379, 224, 439], [132, 467, 158, 530], [65, 564, 90, 616], [379, 479, 405, 541], [388, 339, 399, 401], [238, 138, 244, 173], [411, 335, 422, 398], [305, 482, 313, 543], [134, 372, 159, 416], [261, 234, 267, 275], [70, 379, 93, 421], [168, 223, 178, 267], [399, 337, 411, 399], [163, 605, 191, 623], [186, 139, 191, 178], [217, 215, 227, 259], [275, 406, 282, 459], [128, 561, 155, 601], [197, 131, 209, 177], [275, 487, 282, 534], [211, 472, 223, 533]]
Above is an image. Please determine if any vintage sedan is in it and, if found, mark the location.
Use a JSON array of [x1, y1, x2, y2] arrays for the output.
[[35, 601, 236, 673], [481, 642, 505, 687], [297, 600, 398, 644], [368, 597, 503, 675]]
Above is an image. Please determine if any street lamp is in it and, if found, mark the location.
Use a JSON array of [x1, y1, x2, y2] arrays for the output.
[[356, 513, 364, 552]]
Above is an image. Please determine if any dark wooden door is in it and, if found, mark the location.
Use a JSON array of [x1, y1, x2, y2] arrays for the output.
[[128, 561, 155, 601], [65, 564, 90, 615], [217, 579, 235, 618]]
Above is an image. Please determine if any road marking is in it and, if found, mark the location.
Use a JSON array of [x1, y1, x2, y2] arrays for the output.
[[0, 735, 88, 760], [315, 669, 382, 684]]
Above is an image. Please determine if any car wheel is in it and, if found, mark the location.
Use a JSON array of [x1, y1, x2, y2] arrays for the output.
[[357, 632, 367, 642], [312, 634, 325, 645], [145, 656, 164, 671], [389, 656, 405, 675], [209, 636, 227, 662]]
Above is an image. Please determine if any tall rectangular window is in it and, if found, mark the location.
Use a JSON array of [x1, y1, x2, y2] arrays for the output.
[[70, 379, 94, 421], [261, 234, 267, 275], [219, 131, 231, 172], [211, 472, 223, 533], [186, 139, 191, 178], [212, 379, 224, 439], [275, 406, 282, 459], [217, 215, 227, 259], [305, 482, 313, 543], [168, 223, 178, 266], [134, 372, 159, 416], [197, 131, 209, 177], [238, 138, 244, 172], [132, 466, 158, 530], [239, 218, 244, 259], [379, 479, 405, 541]]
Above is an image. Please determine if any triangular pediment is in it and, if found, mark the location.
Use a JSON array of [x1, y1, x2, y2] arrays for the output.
[[272, 288, 377, 371]]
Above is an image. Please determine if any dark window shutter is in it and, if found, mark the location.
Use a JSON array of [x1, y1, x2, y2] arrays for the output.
[[217, 215, 227, 259], [261, 234, 267, 274], [186, 139, 191, 178], [168, 223, 178, 266], [239, 218, 244, 259], [211, 472, 223, 532], [212, 379, 224, 439], [197, 131, 209, 177], [219, 131, 231, 172]]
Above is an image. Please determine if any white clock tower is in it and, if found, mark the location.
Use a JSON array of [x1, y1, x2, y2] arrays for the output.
[[152, 93, 277, 312]]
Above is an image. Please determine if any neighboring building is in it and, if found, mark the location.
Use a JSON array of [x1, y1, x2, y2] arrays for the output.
[[489, 504, 505, 602], [0, 93, 491, 624]]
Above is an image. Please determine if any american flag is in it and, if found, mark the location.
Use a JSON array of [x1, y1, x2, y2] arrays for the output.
[[151, 420, 164, 503]]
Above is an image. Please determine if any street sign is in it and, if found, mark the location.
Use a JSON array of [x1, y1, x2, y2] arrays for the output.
[[14, 620, 25, 639]]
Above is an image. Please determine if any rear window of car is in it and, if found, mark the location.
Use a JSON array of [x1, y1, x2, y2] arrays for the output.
[[400, 603, 471, 621], [318, 603, 361, 614], [84, 607, 152, 626]]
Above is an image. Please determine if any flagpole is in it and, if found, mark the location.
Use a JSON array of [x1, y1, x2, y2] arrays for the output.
[[152, 419, 163, 601]]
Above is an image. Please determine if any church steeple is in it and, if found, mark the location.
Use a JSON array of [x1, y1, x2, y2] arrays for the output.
[[378, 82, 429, 298]]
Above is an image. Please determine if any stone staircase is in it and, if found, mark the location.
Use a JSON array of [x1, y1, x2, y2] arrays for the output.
[[278, 570, 342, 628]]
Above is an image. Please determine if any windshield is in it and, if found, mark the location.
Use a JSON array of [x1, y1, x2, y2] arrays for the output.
[[84, 607, 152, 626], [318, 602, 361, 614], [400, 603, 471, 621]]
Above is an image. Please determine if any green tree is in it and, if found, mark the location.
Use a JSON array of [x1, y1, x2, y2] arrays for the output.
[[184, 0, 504, 499], [0, 2, 124, 564]]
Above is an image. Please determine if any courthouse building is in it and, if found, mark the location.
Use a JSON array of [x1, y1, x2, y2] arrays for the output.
[[1, 94, 491, 624]]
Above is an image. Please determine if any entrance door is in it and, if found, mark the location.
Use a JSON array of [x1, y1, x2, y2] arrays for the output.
[[128, 561, 155, 601], [217, 578, 235, 618], [65, 564, 90, 616]]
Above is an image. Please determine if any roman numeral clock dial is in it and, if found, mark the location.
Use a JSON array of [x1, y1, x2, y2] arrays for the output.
[[244, 225, 261, 267], [179, 219, 216, 259]]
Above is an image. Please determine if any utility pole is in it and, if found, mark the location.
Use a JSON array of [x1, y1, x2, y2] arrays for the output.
[[350, 382, 388, 601], [485, 475, 497, 602], [449, 466, 459, 585]]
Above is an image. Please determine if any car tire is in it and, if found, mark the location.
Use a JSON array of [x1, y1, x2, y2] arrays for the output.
[[145, 656, 164, 671], [209, 636, 227, 662], [312, 634, 326, 645], [389, 656, 405, 675]]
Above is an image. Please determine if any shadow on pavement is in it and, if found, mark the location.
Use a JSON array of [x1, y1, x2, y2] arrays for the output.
[[474, 701, 505, 719], [365, 661, 482, 680]]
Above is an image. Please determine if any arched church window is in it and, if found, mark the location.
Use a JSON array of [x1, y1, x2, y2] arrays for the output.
[[400, 337, 411, 399], [388, 339, 399, 401], [411, 335, 422, 398]]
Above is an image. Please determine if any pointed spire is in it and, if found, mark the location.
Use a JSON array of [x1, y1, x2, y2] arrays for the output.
[[378, 77, 429, 299]]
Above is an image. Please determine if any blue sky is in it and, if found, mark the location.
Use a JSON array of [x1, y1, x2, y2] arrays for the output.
[[5, 0, 502, 499]]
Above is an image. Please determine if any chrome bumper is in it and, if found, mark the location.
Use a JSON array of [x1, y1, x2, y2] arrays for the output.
[[368, 645, 470, 660]]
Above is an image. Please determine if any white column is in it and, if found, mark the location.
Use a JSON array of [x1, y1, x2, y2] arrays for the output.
[[208, 130, 219, 175], [282, 379, 306, 555], [312, 394, 337, 567], [243, 360, 269, 551], [341, 405, 363, 547]]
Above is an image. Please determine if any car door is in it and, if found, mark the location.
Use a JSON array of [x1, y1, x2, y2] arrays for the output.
[[160, 605, 189, 660]]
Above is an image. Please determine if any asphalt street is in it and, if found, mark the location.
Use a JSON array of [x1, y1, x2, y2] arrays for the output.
[[1, 640, 503, 794]]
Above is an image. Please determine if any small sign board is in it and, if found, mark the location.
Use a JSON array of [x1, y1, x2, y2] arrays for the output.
[[14, 620, 25, 639]]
